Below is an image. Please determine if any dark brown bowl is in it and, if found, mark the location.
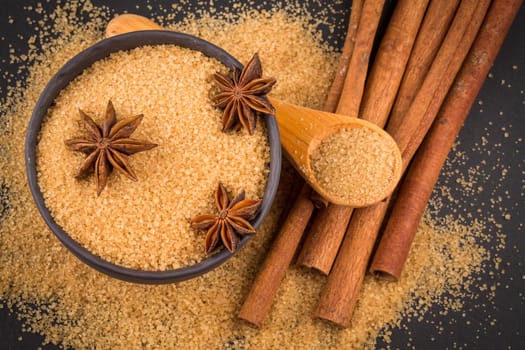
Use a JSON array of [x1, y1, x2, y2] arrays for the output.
[[24, 31, 281, 284]]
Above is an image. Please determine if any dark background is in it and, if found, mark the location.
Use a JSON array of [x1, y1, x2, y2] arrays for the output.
[[1, 0, 523, 349]]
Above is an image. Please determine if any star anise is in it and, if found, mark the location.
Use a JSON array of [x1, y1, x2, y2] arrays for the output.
[[212, 53, 276, 135], [65, 100, 158, 196], [191, 183, 262, 254]]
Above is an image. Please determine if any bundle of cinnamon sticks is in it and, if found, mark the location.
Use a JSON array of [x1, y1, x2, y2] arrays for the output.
[[239, 0, 522, 329]]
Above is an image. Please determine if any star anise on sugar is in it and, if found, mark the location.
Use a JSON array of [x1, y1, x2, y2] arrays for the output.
[[212, 53, 276, 135], [191, 183, 262, 254], [65, 100, 158, 196]]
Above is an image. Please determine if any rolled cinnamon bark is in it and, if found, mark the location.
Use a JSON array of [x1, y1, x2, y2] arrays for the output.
[[387, 0, 460, 133], [324, 0, 364, 112], [297, 0, 429, 275], [238, 185, 314, 327], [336, 0, 386, 118], [315, 0, 491, 327], [371, 0, 524, 281]]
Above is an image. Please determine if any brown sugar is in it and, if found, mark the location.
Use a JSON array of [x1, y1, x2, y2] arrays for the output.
[[36, 45, 270, 270], [309, 127, 398, 204]]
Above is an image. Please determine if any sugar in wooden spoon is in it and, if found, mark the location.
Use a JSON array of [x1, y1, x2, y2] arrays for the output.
[[105, 14, 402, 207]]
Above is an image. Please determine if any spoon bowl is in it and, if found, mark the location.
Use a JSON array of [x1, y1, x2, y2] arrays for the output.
[[270, 98, 401, 207], [107, 14, 402, 207]]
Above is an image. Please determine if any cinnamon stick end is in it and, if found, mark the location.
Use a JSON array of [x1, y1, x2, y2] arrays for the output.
[[369, 253, 403, 281], [237, 311, 264, 329], [313, 305, 351, 329], [314, 313, 350, 329], [296, 259, 331, 276], [370, 269, 399, 282]]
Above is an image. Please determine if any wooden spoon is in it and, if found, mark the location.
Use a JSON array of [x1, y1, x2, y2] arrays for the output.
[[105, 14, 402, 207]]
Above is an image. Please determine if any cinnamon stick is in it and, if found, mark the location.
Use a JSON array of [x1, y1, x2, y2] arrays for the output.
[[387, 0, 460, 134], [336, 0, 385, 118], [371, 0, 523, 281], [238, 2, 363, 327], [315, 199, 391, 327], [297, 0, 429, 275], [296, 204, 353, 273], [315, 0, 491, 327], [393, 0, 491, 161], [238, 185, 314, 327], [324, 0, 364, 112]]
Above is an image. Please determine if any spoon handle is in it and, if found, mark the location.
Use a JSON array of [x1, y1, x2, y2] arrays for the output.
[[106, 14, 162, 37], [269, 97, 354, 168]]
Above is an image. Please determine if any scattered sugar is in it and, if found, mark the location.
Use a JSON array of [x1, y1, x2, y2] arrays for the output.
[[309, 127, 398, 204], [37, 44, 270, 270]]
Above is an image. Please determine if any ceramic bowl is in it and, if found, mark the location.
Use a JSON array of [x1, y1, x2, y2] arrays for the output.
[[25, 31, 281, 284]]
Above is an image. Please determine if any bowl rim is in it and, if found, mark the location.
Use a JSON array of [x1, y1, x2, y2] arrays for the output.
[[24, 30, 282, 284]]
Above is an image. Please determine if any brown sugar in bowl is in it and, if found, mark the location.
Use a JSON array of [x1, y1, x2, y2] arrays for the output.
[[24, 31, 281, 284]]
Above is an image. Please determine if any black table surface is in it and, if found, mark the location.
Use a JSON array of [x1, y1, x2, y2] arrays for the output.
[[1, 0, 524, 349]]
